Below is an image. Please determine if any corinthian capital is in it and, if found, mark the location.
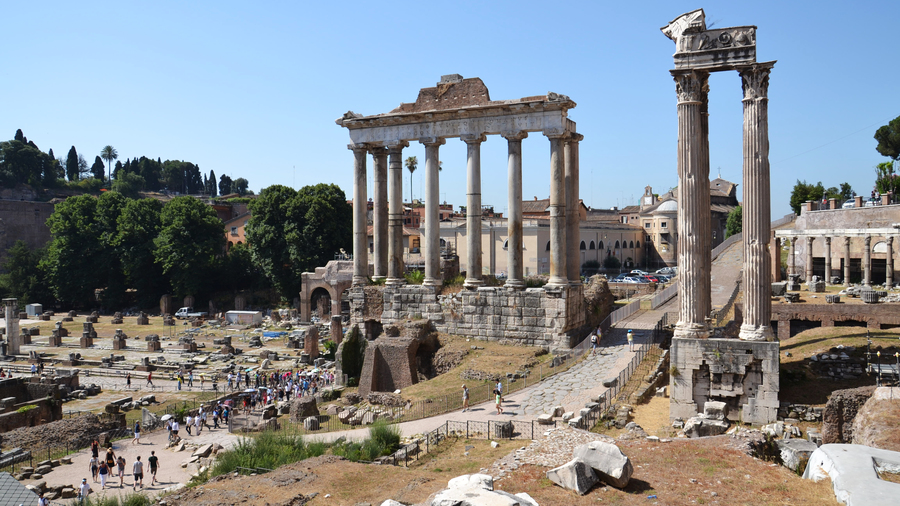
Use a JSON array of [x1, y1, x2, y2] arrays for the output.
[[739, 62, 774, 100], [672, 70, 708, 104]]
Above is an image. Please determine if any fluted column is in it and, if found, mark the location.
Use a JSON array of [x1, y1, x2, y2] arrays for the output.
[[566, 134, 584, 285], [672, 70, 710, 338], [739, 63, 774, 341], [386, 142, 408, 286], [371, 147, 388, 281], [462, 134, 486, 288], [843, 236, 851, 286], [545, 131, 568, 288], [420, 137, 445, 287], [887, 236, 895, 288], [805, 236, 814, 283], [789, 236, 797, 278], [502, 131, 527, 289], [863, 235, 872, 287], [771, 236, 782, 282], [350, 144, 369, 286], [824, 237, 832, 284]]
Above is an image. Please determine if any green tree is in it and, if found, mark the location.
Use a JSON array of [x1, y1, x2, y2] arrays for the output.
[[154, 196, 224, 297], [233, 177, 249, 195], [66, 146, 79, 181], [725, 205, 742, 238], [43, 194, 103, 307], [219, 174, 233, 196], [875, 161, 899, 196], [208, 170, 217, 196], [0, 241, 52, 304], [116, 198, 166, 308], [100, 145, 118, 185], [839, 182, 854, 201], [289, 183, 352, 271], [90, 156, 105, 181], [405, 156, 417, 203], [246, 185, 302, 296], [112, 172, 146, 199], [875, 115, 900, 160], [95, 191, 128, 309], [0, 137, 45, 186], [77, 154, 89, 179], [789, 180, 825, 214]]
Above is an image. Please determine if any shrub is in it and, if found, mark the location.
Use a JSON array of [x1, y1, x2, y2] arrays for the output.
[[210, 431, 325, 478], [405, 270, 425, 284]]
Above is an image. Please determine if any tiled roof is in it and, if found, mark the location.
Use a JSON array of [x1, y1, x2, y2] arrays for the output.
[[0, 472, 39, 505], [522, 199, 550, 213]]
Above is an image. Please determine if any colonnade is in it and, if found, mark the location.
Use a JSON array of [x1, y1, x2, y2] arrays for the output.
[[785, 234, 896, 288], [350, 131, 583, 290]]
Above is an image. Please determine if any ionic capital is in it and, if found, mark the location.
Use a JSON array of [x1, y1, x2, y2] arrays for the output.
[[368, 146, 388, 157], [739, 62, 774, 101], [419, 137, 446, 147], [824, 236, 831, 246], [672, 70, 709, 104], [844, 236, 851, 246], [567, 133, 584, 143], [543, 128, 567, 139], [806, 236, 814, 246], [348, 143, 369, 154], [500, 130, 528, 142], [385, 141, 409, 155], [888, 236, 895, 246], [460, 133, 487, 145]]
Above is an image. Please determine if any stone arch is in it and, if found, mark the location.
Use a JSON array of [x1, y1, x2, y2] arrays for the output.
[[629, 240, 634, 249], [580, 241, 586, 250], [636, 240, 641, 248], [311, 287, 332, 317], [598, 241, 604, 250], [589, 240, 596, 250], [615, 240, 620, 249], [874, 241, 888, 254]]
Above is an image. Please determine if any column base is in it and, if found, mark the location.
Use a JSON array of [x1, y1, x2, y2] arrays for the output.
[[568, 279, 583, 287], [674, 321, 709, 339], [739, 324, 774, 342], [352, 276, 368, 287], [504, 279, 525, 290], [423, 278, 442, 288], [371, 276, 386, 282], [546, 276, 568, 289], [385, 277, 405, 286], [464, 278, 484, 289]]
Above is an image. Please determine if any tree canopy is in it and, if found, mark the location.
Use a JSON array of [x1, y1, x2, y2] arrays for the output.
[[789, 180, 854, 214], [725, 205, 742, 238], [154, 196, 225, 297], [875, 115, 900, 160]]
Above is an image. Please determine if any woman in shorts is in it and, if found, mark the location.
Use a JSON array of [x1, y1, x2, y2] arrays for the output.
[[89, 455, 99, 483]]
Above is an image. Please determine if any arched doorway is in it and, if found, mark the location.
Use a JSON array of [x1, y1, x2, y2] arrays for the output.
[[311, 287, 332, 318]]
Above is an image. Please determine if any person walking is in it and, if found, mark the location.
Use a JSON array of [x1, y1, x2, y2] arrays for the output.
[[148, 450, 159, 486], [495, 388, 503, 415], [90, 439, 99, 460], [132, 456, 144, 490], [126, 372, 131, 388], [98, 460, 109, 489], [627, 329, 634, 352], [117, 456, 126, 488], [78, 478, 92, 502], [185, 414, 193, 435], [37, 491, 50, 506], [89, 455, 99, 483], [146, 371, 153, 387], [133, 421, 141, 445], [195, 412, 203, 434], [590, 331, 598, 355], [461, 384, 469, 412]]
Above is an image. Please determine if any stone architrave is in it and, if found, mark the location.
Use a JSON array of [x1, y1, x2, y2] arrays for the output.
[[738, 63, 774, 341], [805, 236, 814, 283], [863, 236, 872, 287], [672, 70, 711, 339], [545, 131, 568, 288], [351, 144, 368, 286], [824, 236, 832, 285], [420, 137, 445, 287], [502, 131, 526, 289], [886, 236, 894, 288], [462, 134, 487, 288], [370, 146, 388, 281], [565, 134, 584, 285], [386, 142, 408, 286], [3, 299, 20, 356], [843, 236, 851, 286]]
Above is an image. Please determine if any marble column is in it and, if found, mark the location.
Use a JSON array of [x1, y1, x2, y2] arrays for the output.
[[545, 131, 568, 288], [4, 299, 19, 356], [824, 237, 832, 284], [805, 236, 814, 283], [386, 142, 408, 286], [672, 70, 711, 338], [420, 137, 445, 287], [863, 235, 872, 287], [502, 131, 527, 289], [370, 147, 388, 281], [462, 134, 486, 288], [771, 236, 782, 282], [350, 144, 368, 286], [738, 63, 774, 341], [843, 236, 851, 286], [887, 236, 895, 288], [565, 134, 584, 285], [789, 236, 797, 278]]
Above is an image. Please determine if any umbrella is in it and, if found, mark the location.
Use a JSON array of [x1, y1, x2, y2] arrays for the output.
[[160, 414, 173, 421], [244, 388, 257, 393]]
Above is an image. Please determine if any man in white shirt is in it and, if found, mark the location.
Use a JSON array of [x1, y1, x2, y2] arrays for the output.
[[132, 456, 144, 490], [78, 478, 92, 501]]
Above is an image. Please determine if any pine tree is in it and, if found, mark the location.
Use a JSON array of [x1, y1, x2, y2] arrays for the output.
[[91, 156, 105, 180], [208, 170, 217, 196], [65, 146, 79, 181], [14, 129, 24, 142]]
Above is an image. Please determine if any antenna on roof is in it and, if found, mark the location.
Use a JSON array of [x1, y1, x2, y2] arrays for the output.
[[717, 167, 721, 179]]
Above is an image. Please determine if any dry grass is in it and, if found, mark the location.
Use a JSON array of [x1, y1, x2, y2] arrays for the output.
[[407, 437, 521, 475], [594, 396, 677, 439], [496, 438, 840, 506]]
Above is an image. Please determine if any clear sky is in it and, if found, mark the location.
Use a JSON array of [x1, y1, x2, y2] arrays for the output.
[[5, 1, 899, 218]]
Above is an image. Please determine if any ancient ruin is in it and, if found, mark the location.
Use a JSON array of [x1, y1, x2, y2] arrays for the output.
[[663, 9, 779, 423]]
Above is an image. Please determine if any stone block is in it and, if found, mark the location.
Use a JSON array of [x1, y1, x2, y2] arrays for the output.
[[703, 401, 728, 421], [771, 282, 787, 296], [568, 416, 583, 428], [562, 411, 575, 422], [552, 405, 564, 417], [572, 440, 634, 489], [491, 421, 513, 438], [303, 416, 320, 431], [537, 414, 554, 425], [546, 458, 597, 495], [777, 439, 818, 472], [192, 444, 213, 458], [683, 416, 729, 438]]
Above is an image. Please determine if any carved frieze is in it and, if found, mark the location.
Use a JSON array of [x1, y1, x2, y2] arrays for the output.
[[662, 9, 757, 71]]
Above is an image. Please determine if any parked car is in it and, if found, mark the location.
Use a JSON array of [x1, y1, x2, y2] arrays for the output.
[[630, 270, 649, 276], [841, 200, 855, 209], [655, 266, 676, 275], [175, 307, 207, 319], [621, 276, 642, 284], [643, 275, 660, 283], [865, 199, 878, 207], [611, 274, 630, 282]]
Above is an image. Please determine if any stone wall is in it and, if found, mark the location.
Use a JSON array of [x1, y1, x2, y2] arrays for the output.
[[0, 200, 55, 266], [670, 337, 779, 424], [821, 385, 875, 444], [771, 303, 900, 340]]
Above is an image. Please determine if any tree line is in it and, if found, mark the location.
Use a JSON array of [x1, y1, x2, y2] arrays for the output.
[[0, 183, 351, 312]]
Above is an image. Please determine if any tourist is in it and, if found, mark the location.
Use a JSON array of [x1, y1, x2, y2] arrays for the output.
[[132, 421, 141, 445], [185, 414, 193, 435], [171, 419, 180, 438], [627, 329, 634, 351], [37, 491, 50, 506], [116, 456, 126, 487], [30, 363, 37, 375], [78, 478, 92, 502], [126, 372, 131, 388], [590, 331, 598, 355], [148, 450, 159, 486], [89, 455, 99, 483], [98, 460, 109, 489], [461, 384, 469, 412], [177, 373, 183, 391], [495, 388, 503, 415], [195, 412, 202, 434], [90, 439, 99, 459], [146, 372, 153, 387], [132, 456, 144, 490], [188, 371, 194, 387]]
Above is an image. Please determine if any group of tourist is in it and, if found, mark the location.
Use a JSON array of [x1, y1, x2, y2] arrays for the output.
[[225, 368, 335, 392], [84, 438, 159, 496]]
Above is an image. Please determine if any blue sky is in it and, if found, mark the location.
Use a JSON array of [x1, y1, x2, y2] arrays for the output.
[[4, 1, 899, 218]]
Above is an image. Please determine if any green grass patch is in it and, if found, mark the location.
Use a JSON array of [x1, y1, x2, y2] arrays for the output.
[[210, 431, 326, 477]]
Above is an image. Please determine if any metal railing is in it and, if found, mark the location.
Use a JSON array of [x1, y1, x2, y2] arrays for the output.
[[650, 282, 678, 309], [714, 277, 742, 328], [598, 299, 641, 335], [711, 232, 742, 262]]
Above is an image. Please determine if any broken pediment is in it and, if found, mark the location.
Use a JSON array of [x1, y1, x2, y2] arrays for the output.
[[662, 9, 757, 71]]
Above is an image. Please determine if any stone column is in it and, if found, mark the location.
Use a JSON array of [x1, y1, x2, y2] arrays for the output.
[[739, 63, 774, 341], [789, 236, 797, 278], [420, 137, 445, 287], [887, 236, 895, 288], [501, 131, 527, 289], [370, 147, 389, 281], [824, 237, 832, 284], [843, 236, 851, 286], [4, 299, 19, 356], [462, 134, 486, 288], [565, 134, 584, 285], [672, 70, 711, 338], [386, 142, 408, 285], [863, 235, 872, 287], [771, 236, 782, 282], [350, 144, 368, 287], [545, 131, 568, 288], [805, 236, 814, 283]]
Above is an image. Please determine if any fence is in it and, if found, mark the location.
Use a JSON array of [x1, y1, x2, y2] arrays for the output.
[[770, 212, 796, 229], [650, 282, 678, 309], [714, 277, 742, 328], [711, 232, 742, 262], [598, 299, 641, 336]]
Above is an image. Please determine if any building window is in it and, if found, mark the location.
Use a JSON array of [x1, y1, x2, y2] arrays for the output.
[[661, 222, 668, 228], [230, 226, 238, 236], [629, 241, 634, 249], [598, 241, 604, 250], [615, 240, 620, 249], [636, 240, 641, 248], [580, 241, 586, 250], [546, 241, 551, 251], [589, 240, 595, 250], [645, 222, 650, 228]]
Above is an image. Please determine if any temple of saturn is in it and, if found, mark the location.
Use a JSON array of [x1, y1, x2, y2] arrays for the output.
[[337, 75, 589, 349], [663, 9, 779, 424]]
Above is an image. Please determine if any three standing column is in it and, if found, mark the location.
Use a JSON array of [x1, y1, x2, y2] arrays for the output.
[[386, 142, 408, 286], [739, 63, 774, 341], [545, 131, 568, 288], [502, 131, 527, 289], [420, 137, 445, 287], [565, 134, 584, 285], [462, 134, 486, 288], [351, 145, 369, 286], [672, 70, 711, 339], [370, 147, 389, 281]]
